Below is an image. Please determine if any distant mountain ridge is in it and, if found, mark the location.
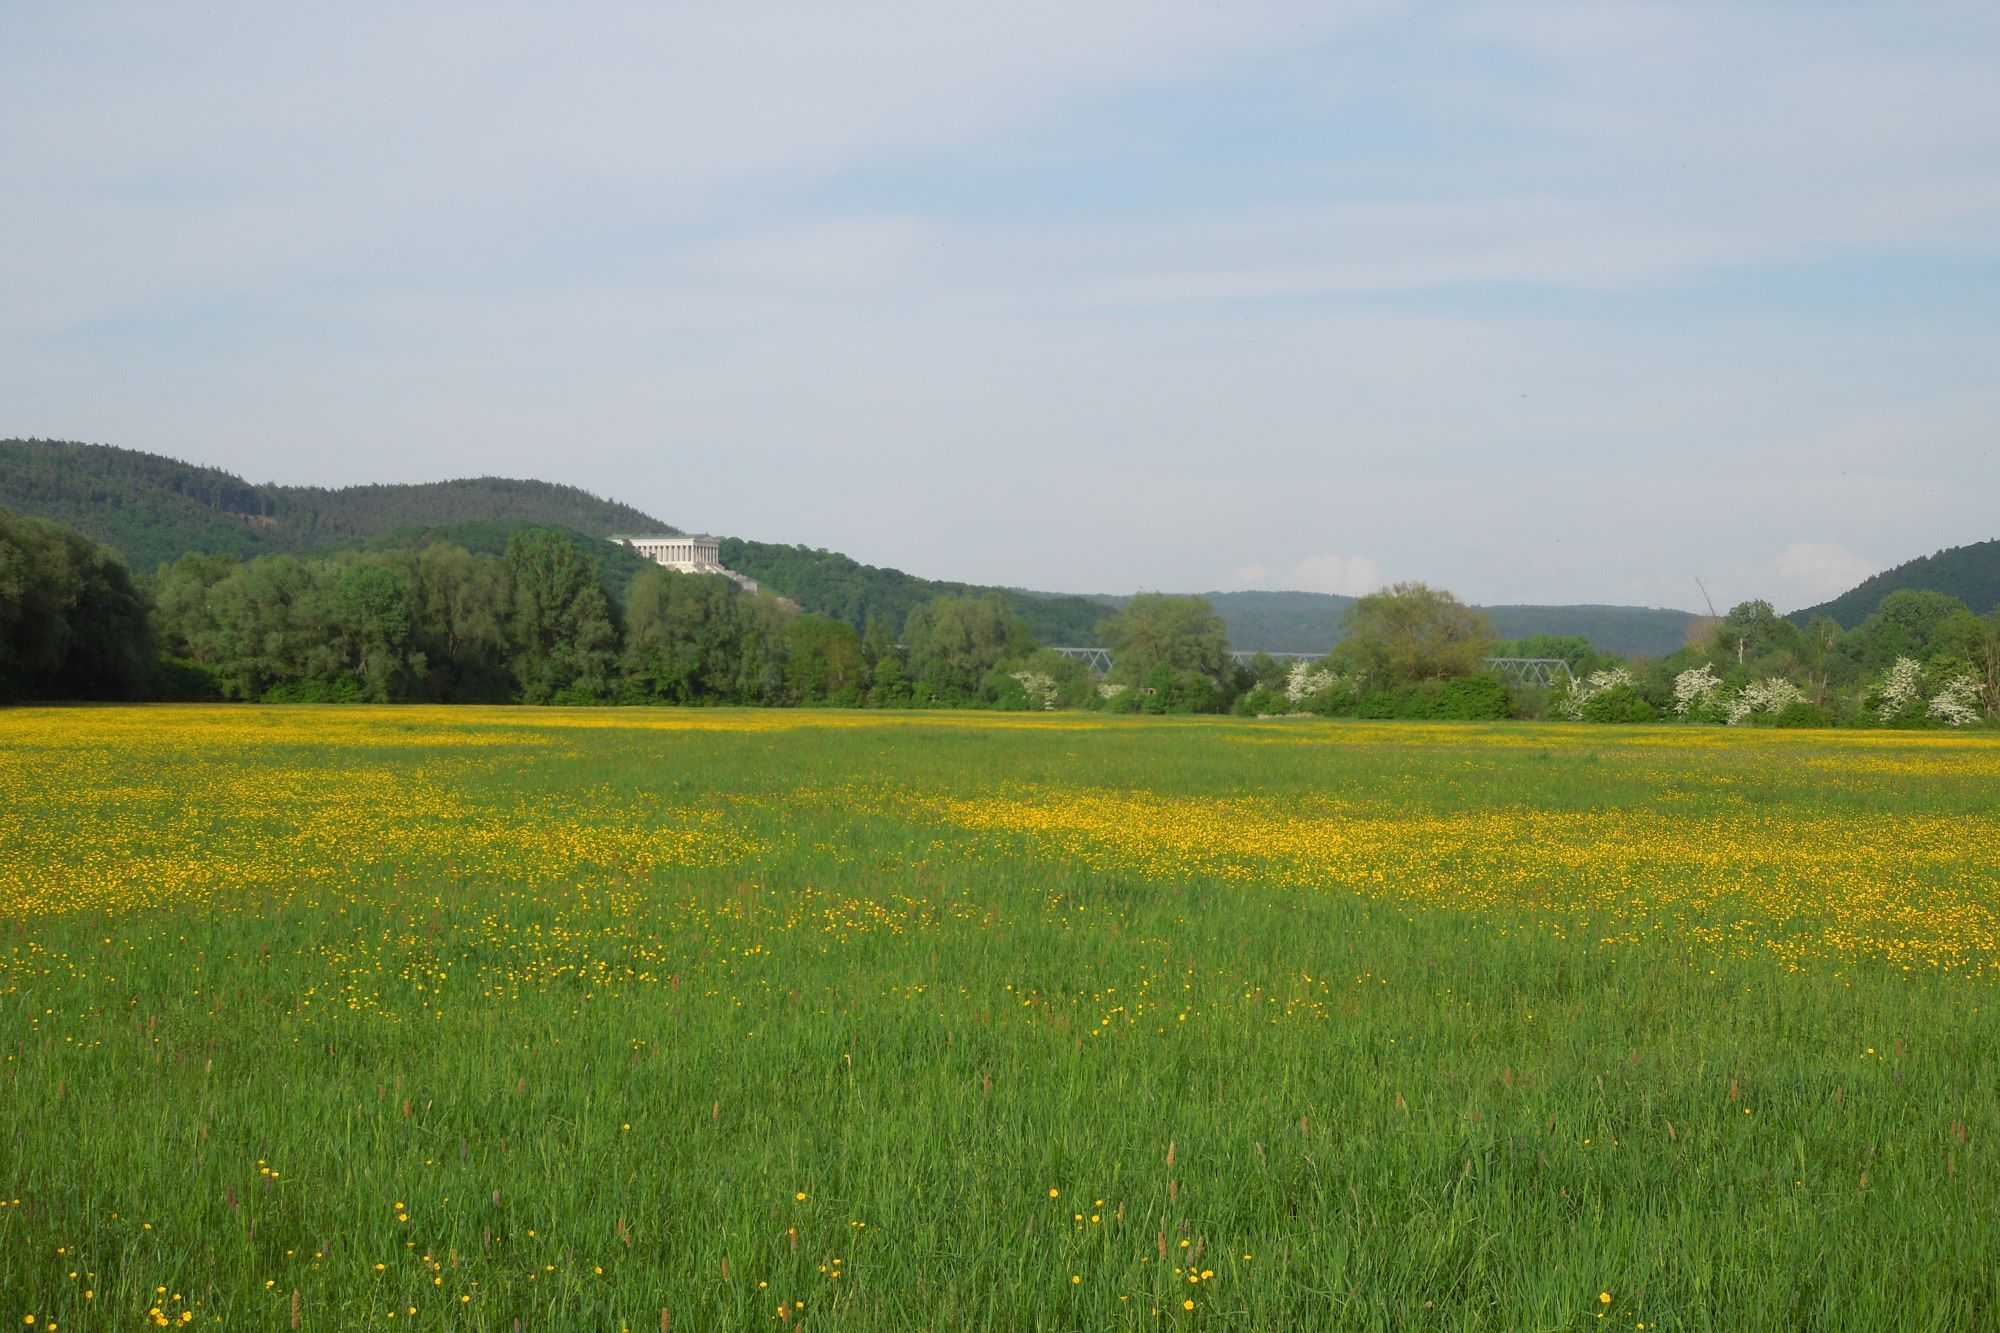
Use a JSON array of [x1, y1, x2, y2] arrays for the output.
[[1097, 591, 1697, 658], [0, 438, 674, 572], [1790, 539, 2000, 628]]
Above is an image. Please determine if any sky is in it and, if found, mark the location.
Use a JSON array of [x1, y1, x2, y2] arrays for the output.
[[4, 2, 1997, 613]]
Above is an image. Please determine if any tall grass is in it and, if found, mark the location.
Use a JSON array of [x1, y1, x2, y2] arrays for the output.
[[2, 707, 1996, 1329]]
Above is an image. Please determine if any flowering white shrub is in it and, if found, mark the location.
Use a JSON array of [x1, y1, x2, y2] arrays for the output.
[[1284, 660, 1339, 705], [1725, 676, 1805, 726], [1928, 672, 1984, 727], [1553, 668, 1633, 720], [1010, 670, 1059, 711], [1672, 665, 1724, 719], [1096, 682, 1128, 700], [1875, 657, 1923, 721]]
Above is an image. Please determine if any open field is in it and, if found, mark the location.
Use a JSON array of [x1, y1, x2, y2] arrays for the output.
[[4, 707, 1999, 1330]]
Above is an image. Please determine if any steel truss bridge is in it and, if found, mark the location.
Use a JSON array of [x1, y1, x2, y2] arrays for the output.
[[1047, 647, 1574, 685]]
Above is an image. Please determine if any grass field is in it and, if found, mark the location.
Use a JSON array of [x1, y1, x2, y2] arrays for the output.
[[3, 707, 1998, 1330]]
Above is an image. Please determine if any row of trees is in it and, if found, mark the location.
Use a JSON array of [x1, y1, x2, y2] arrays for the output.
[[0, 512, 1254, 709], [6, 506, 1994, 725], [1539, 592, 2000, 727], [6, 508, 1515, 714]]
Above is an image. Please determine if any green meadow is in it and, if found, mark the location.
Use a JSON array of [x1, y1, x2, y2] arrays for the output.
[[3, 706, 1998, 1330]]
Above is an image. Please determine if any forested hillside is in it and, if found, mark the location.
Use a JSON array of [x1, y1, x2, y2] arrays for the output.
[[719, 538, 1113, 645], [1480, 605, 1695, 658], [1792, 540, 2000, 629], [0, 439, 674, 573]]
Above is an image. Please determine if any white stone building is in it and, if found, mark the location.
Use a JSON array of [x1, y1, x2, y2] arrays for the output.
[[610, 533, 759, 593]]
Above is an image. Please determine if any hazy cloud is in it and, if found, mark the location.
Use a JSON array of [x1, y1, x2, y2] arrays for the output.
[[1290, 555, 1384, 597], [1776, 542, 1879, 603]]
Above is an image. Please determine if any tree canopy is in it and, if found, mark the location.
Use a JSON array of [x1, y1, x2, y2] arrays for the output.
[[1096, 593, 1229, 684], [1334, 582, 1495, 683]]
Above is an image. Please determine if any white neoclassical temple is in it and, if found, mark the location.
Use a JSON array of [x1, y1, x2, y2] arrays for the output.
[[610, 533, 759, 593]]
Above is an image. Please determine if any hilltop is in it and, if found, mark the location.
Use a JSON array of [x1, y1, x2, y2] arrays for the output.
[[1791, 539, 2000, 628], [0, 438, 674, 573]]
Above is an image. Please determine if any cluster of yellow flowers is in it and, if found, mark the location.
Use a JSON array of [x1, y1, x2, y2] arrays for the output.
[[0, 708, 766, 919], [894, 769, 2000, 974]]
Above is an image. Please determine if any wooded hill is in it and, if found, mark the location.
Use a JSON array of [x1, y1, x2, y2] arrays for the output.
[[0, 438, 674, 574], [718, 539, 1110, 646], [1791, 540, 2000, 629]]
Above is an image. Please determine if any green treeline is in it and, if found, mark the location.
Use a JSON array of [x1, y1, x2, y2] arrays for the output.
[[0, 510, 1208, 710], [5, 508, 1997, 726]]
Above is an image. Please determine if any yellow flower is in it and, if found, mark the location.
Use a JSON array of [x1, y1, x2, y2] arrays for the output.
[[1184, 1299, 1195, 1310], [1600, 1292, 1612, 1305], [1048, 1188, 1059, 1198], [1071, 1276, 1081, 1285], [795, 1192, 807, 1202]]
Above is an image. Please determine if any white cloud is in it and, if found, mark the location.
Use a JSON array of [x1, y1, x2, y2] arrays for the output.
[[1222, 563, 1272, 589], [1290, 554, 1382, 596], [1775, 542, 1877, 602]]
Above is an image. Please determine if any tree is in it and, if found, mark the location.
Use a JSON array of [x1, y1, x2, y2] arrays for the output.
[[783, 614, 866, 705], [0, 508, 153, 700], [1097, 594, 1229, 685], [325, 562, 420, 702], [192, 554, 326, 700], [903, 594, 1035, 703], [623, 568, 751, 703], [408, 544, 510, 701], [504, 529, 617, 703], [1710, 600, 1800, 666], [1847, 589, 1970, 671], [151, 551, 239, 665], [1333, 582, 1493, 683]]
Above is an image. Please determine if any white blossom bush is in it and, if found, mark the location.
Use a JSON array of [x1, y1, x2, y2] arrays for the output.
[[1010, 670, 1059, 711], [1553, 668, 1633, 721], [1672, 665, 1724, 721], [1095, 682, 1128, 700], [1284, 661, 1331, 705], [1928, 672, 1984, 727], [1874, 657, 1924, 722], [1284, 660, 1353, 706], [1725, 676, 1805, 726]]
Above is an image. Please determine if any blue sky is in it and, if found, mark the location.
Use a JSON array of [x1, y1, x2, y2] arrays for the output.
[[4, 1, 1997, 611]]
